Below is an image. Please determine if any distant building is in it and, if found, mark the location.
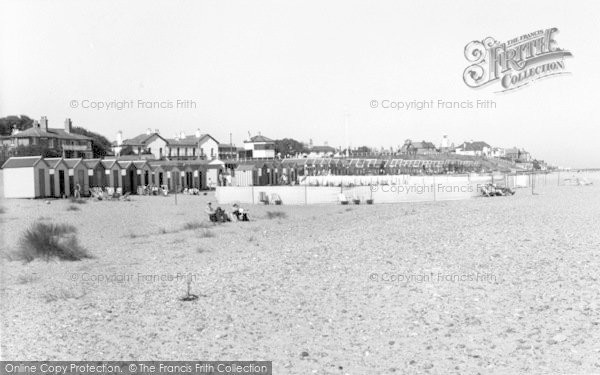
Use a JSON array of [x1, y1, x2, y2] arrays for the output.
[[165, 130, 219, 160], [218, 143, 240, 160], [112, 128, 167, 159], [1, 117, 93, 158], [243, 134, 275, 159], [455, 141, 491, 157], [112, 128, 220, 160], [504, 147, 531, 162], [439, 135, 455, 153], [306, 141, 336, 158], [489, 147, 506, 158], [399, 140, 438, 155]]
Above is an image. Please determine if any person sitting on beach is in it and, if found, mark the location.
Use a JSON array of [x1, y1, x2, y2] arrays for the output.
[[215, 206, 230, 223], [231, 203, 249, 221], [205, 202, 218, 222]]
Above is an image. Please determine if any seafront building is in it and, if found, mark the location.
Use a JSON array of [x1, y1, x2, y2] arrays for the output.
[[0, 117, 93, 158]]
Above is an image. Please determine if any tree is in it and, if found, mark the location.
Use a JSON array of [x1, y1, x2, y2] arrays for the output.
[[71, 126, 112, 158], [274, 138, 306, 157], [0, 115, 35, 136]]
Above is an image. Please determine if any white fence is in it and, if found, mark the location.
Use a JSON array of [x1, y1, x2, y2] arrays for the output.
[[216, 173, 532, 205]]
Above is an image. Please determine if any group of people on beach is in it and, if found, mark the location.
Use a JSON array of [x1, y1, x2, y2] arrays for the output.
[[205, 202, 249, 223]]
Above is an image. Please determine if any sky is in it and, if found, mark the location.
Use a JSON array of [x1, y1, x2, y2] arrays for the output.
[[1, 0, 599, 168]]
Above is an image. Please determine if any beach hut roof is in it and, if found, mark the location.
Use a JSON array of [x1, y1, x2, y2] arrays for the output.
[[180, 160, 210, 168], [236, 164, 256, 171], [133, 160, 149, 168], [83, 159, 103, 168], [101, 159, 118, 168], [117, 160, 136, 169], [63, 158, 84, 169], [281, 161, 297, 169], [1, 156, 47, 169], [44, 157, 69, 169]]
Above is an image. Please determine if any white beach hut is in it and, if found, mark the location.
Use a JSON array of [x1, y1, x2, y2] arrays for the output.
[[1, 156, 51, 198]]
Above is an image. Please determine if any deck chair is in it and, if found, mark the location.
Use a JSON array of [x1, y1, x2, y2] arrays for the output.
[[271, 193, 282, 205], [338, 193, 349, 205], [259, 192, 269, 205]]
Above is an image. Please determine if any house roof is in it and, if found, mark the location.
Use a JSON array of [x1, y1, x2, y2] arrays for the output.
[[400, 141, 436, 151], [245, 135, 274, 143], [310, 145, 336, 153], [10, 127, 92, 141], [1, 156, 47, 169], [114, 133, 167, 147], [457, 141, 491, 151], [165, 134, 218, 146]]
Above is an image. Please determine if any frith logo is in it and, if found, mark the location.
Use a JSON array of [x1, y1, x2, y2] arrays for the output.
[[463, 28, 573, 92]]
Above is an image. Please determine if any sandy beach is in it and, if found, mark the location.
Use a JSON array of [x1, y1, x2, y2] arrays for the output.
[[1, 176, 599, 374]]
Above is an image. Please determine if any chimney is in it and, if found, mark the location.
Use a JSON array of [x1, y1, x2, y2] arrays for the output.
[[64, 118, 72, 133], [40, 116, 48, 132], [195, 128, 201, 138], [154, 128, 159, 134], [116, 131, 123, 146], [146, 128, 152, 135]]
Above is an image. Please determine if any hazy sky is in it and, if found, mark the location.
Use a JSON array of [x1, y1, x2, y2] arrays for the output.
[[1, 0, 598, 167]]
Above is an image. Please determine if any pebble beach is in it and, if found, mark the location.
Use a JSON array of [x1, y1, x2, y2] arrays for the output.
[[1, 174, 599, 374]]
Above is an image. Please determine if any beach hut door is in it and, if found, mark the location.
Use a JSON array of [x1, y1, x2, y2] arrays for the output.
[[38, 169, 46, 197], [59, 170, 66, 197]]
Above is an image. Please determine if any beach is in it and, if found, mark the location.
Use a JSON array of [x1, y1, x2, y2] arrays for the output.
[[1, 175, 599, 374]]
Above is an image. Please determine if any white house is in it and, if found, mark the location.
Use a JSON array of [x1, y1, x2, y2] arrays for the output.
[[455, 141, 491, 157], [166, 130, 220, 160], [1, 156, 51, 198], [306, 145, 336, 158], [112, 129, 168, 160], [243, 134, 276, 159]]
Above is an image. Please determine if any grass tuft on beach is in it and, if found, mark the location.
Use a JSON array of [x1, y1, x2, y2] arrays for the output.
[[265, 211, 287, 219], [69, 198, 87, 204], [182, 221, 211, 231], [13, 221, 92, 263]]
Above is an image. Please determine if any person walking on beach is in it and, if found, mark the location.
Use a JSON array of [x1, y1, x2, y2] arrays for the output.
[[74, 183, 81, 198]]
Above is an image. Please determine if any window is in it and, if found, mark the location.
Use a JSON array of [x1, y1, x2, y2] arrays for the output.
[[211, 148, 214, 157]]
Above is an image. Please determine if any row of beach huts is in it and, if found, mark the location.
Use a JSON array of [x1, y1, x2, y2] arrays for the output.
[[0, 156, 225, 199], [0, 155, 485, 198]]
